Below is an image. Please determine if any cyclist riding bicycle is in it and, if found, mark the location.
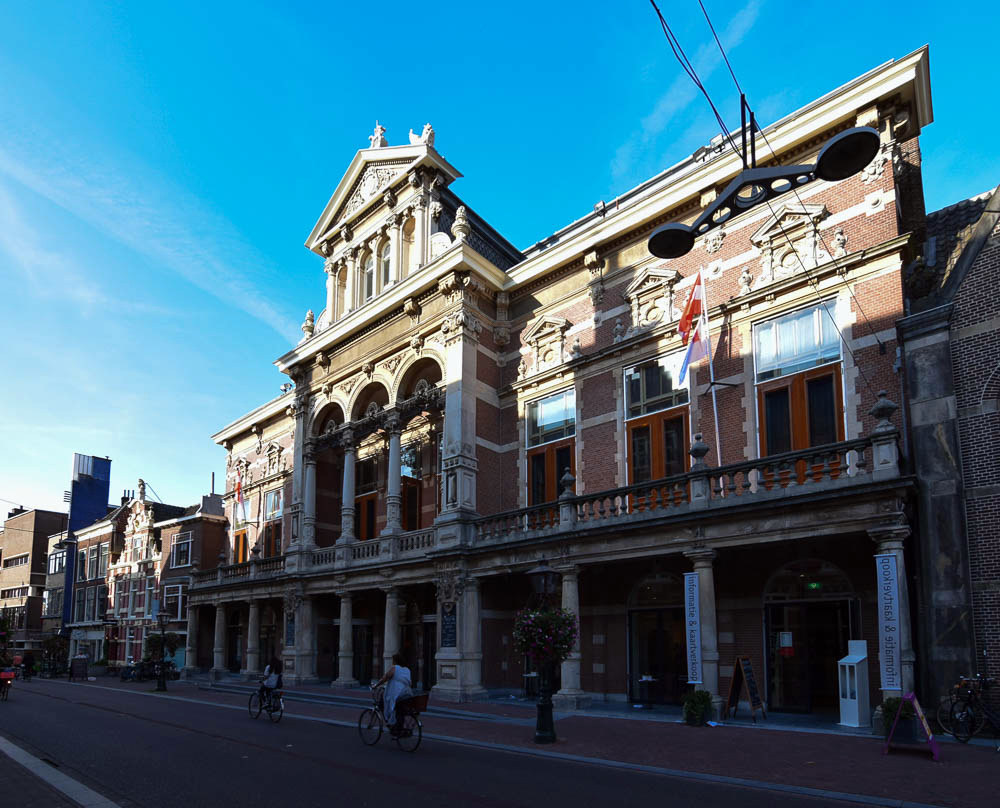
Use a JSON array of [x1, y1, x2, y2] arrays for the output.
[[375, 653, 413, 735], [259, 656, 283, 704]]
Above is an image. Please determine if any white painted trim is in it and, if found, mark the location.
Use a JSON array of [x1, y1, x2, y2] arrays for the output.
[[0, 734, 123, 808]]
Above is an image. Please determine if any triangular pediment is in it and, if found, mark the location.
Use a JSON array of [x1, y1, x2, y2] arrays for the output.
[[306, 140, 463, 253], [522, 315, 569, 344], [624, 265, 682, 300], [751, 203, 828, 246]]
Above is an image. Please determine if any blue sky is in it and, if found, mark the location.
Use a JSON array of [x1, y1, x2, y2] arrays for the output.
[[1, 1, 997, 514]]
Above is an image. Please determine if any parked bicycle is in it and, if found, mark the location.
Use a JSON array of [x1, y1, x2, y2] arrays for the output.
[[950, 676, 999, 750], [248, 678, 284, 723], [357, 683, 426, 752], [937, 673, 987, 736]]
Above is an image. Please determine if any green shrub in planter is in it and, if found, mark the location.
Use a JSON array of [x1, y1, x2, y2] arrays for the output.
[[683, 689, 713, 726], [881, 697, 916, 738]]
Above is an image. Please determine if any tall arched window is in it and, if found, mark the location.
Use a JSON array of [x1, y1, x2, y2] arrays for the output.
[[362, 254, 375, 302], [380, 242, 391, 288]]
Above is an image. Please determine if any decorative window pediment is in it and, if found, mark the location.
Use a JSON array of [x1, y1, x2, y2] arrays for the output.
[[522, 315, 570, 373], [335, 162, 404, 225], [623, 265, 682, 332], [750, 203, 830, 289], [265, 442, 285, 476]]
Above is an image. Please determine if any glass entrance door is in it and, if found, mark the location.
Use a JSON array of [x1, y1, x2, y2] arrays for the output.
[[766, 600, 851, 713]]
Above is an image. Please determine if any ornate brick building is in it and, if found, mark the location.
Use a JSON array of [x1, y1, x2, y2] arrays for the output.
[[190, 49, 938, 717]]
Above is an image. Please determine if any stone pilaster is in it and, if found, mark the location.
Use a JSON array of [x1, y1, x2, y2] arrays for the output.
[[333, 592, 358, 688], [382, 587, 401, 673], [210, 602, 226, 679], [869, 521, 916, 696], [554, 566, 590, 709], [245, 599, 260, 676], [432, 571, 486, 702]]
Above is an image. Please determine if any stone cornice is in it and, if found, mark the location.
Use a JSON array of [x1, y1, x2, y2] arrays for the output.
[[211, 393, 294, 446]]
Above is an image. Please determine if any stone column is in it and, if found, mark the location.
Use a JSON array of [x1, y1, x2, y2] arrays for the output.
[[338, 430, 356, 544], [211, 602, 226, 678], [184, 604, 198, 675], [434, 309, 481, 545], [870, 522, 916, 696], [333, 592, 358, 687], [289, 391, 309, 548], [343, 248, 358, 315], [390, 214, 403, 283], [382, 587, 401, 672], [324, 257, 337, 323], [294, 595, 316, 683], [302, 451, 318, 549], [685, 548, 722, 715], [554, 567, 589, 709], [381, 416, 403, 536], [432, 573, 486, 702], [412, 196, 428, 270], [245, 600, 260, 675]]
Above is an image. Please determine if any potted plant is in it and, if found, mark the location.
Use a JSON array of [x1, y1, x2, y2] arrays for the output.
[[683, 688, 713, 726], [881, 696, 918, 743]]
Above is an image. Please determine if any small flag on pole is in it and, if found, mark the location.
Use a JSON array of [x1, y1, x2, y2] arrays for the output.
[[235, 470, 247, 526], [679, 270, 710, 384]]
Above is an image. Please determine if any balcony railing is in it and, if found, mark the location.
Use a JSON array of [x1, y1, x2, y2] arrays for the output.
[[191, 554, 286, 586]]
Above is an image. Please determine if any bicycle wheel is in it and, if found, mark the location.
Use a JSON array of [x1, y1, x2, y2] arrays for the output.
[[936, 695, 955, 735], [358, 708, 382, 745], [394, 714, 422, 752], [951, 698, 978, 743], [268, 696, 283, 724], [248, 692, 263, 719]]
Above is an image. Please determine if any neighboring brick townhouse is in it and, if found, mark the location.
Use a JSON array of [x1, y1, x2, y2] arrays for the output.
[[900, 182, 1000, 700], [189, 48, 954, 720]]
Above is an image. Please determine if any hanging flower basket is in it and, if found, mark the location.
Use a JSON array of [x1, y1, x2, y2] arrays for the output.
[[513, 607, 578, 665]]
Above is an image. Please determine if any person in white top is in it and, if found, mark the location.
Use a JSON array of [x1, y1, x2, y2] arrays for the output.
[[376, 653, 413, 733]]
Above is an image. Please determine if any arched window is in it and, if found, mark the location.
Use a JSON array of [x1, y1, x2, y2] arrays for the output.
[[380, 243, 391, 289], [362, 254, 375, 302]]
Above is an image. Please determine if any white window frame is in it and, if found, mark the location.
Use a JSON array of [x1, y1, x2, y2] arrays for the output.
[[170, 532, 193, 568], [524, 388, 577, 449]]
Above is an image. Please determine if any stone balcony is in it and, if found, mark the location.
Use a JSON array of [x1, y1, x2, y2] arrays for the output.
[[191, 395, 905, 592]]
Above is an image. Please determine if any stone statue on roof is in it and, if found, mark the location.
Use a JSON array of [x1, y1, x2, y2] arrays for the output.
[[409, 123, 435, 147], [369, 121, 387, 149]]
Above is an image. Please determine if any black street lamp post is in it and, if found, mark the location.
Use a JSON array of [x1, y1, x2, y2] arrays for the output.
[[527, 559, 560, 745], [155, 611, 169, 692]]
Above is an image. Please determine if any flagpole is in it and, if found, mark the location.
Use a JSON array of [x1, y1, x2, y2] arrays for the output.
[[699, 269, 724, 471]]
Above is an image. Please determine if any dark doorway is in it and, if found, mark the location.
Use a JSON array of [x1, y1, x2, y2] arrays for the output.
[[766, 600, 853, 713], [226, 627, 243, 674], [627, 607, 686, 704], [316, 624, 336, 680]]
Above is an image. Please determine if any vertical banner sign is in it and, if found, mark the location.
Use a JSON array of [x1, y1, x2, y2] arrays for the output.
[[875, 553, 901, 690], [684, 572, 702, 684]]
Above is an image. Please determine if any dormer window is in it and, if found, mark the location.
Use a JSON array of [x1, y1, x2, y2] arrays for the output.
[[380, 242, 392, 288], [363, 254, 375, 302]]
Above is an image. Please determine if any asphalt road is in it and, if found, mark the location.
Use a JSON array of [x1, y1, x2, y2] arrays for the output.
[[0, 681, 850, 807]]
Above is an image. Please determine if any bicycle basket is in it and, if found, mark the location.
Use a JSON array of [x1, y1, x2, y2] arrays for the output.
[[401, 692, 429, 714]]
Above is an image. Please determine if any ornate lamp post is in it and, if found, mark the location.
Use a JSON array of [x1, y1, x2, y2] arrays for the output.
[[527, 559, 560, 744], [155, 611, 169, 692]]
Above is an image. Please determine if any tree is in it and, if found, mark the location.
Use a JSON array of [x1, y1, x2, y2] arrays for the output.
[[146, 632, 181, 662]]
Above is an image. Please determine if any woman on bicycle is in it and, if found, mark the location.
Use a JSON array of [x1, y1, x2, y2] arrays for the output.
[[375, 653, 412, 733], [261, 656, 283, 701]]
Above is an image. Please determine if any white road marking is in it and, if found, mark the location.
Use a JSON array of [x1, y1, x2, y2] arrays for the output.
[[0, 734, 123, 808]]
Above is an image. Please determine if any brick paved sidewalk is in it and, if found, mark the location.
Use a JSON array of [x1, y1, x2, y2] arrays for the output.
[[57, 677, 999, 807]]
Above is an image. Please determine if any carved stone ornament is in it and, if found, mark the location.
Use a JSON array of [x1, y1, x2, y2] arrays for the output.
[[316, 352, 330, 371], [495, 291, 510, 322], [623, 266, 682, 332], [409, 334, 424, 354], [364, 401, 383, 419], [861, 146, 889, 184], [234, 456, 251, 485], [404, 297, 421, 325], [265, 442, 284, 475], [339, 376, 361, 396], [517, 358, 528, 380], [301, 309, 315, 340], [340, 223, 353, 243], [704, 228, 725, 254], [441, 309, 482, 342], [451, 206, 471, 242], [434, 570, 466, 603], [569, 336, 583, 361], [430, 200, 442, 221], [340, 164, 398, 223], [521, 315, 570, 371], [750, 202, 830, 288], [408, 123, 435, 147], [368, 120, 387, 149], [383, 187, 397, 210], [832, 227, 848, 258], [382, 354, 402, 375], [251, 424, 263, 454], [428, 231, 453, 259], [613, 318, 627, 344], [362, 361, 374, 379], [283, 586, 304, 615], [738, 265, 754, 296], [493, 326, 510, 348]]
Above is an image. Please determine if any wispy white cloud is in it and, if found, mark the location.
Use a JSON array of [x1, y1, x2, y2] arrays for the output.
[[0, 132, 299, 341], [611, 0, 763, 187]]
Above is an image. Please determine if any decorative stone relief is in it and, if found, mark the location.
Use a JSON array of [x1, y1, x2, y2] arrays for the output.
[[362, 362, 374, 379], [409, 334, 424, 354], [623, 266, 682, 333], [495, 292, 509, 322], [434, 569, 466, 603], [316, 352, 330, 371], [428, 231, 453, 259], [738, 266, 754, 296], [339, 376, 361, 396], [382, 188, 396, 210], [861, 147, 889, 184], [382, 355, 402, 375], [750, 203, 830, 288], [340, 164, 397, 222], [441, 309, 482, 342], [265, 442, 285, 475], [704, 228, 725, 254], [613, 318, 627, 344], [522, 315, 570, 372], [569, 337, 583, 361], [430, 200, 442, 221], [493, 326, 510, 348], [832, 228, 848, 257]]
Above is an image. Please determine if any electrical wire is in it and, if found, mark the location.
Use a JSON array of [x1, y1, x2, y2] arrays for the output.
[[648, 0, 881, 394], [693, 0, 888, 362]]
